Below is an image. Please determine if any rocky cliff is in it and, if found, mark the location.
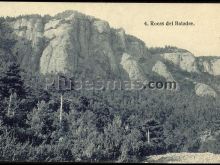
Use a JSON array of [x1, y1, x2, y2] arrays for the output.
[[1, 10, 220, 97], [7, 11, 147, 81]]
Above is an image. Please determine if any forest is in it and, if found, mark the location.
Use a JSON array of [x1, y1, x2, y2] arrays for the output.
[[0, 61, 220, 162], [0, 16, 220, 162]]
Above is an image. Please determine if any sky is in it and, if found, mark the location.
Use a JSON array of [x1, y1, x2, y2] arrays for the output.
[[0, 2, 219, 56]]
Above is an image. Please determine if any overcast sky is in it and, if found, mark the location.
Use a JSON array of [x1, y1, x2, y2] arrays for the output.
[[0, 2, 219, 56]]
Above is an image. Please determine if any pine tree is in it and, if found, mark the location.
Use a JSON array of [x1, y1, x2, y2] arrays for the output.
[[0, 61, 29, 137], [0, 61, 25, 99], [140, 119, 166, 155], [0, 62, 26, 119]]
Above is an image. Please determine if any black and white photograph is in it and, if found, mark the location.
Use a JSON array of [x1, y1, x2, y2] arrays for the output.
[[0, 2, 219, 163]]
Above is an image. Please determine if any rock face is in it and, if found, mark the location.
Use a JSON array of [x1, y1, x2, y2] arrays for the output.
[[200, 59, 220, 76], [195, 83, 217, 98], [120, 53, 146, 81], [161, 52, 199, 73], [152, 61, 174, 81], [161, 52, 220, 76], [211, 60, 220, 76], [7, 11, 146, 80], [2, 10, 219, 97], [8, 16, 45, 72]]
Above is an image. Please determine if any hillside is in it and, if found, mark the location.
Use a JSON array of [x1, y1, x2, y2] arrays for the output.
[[0, 10, 220, 162], [0, 10, 220, 97]]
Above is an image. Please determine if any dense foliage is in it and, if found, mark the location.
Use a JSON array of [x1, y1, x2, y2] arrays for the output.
[[0, 60, 219, 162], [0, 21, 219, 162]]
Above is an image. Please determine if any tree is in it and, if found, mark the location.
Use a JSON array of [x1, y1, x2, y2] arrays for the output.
[[0, 62, 25, 98], [27, 101, 57, 145], [140, 119, 166, 155], [0, 62, 27, 122]]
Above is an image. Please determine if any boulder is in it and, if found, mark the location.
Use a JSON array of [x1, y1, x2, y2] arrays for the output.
[[195, 83, 217, 97]]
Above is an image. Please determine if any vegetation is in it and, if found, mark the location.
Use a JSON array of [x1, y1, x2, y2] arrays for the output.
[[147, 45, 189, 55], [0, 60, 220, 162], [0, 20, 219, 162]]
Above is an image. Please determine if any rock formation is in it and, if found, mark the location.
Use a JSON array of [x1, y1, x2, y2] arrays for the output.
[[195, 83, 217, 98], [0, 10, 219, 97], [161, 52, 199, 73], [199, 58, 220, 76], [152, 60, 174, 81]]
